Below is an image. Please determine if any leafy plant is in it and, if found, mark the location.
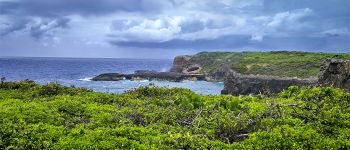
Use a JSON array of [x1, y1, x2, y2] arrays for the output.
[[0, 81, 349, 149]]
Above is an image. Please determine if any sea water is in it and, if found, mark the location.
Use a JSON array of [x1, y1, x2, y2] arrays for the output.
[[0, 57, 224, 95]]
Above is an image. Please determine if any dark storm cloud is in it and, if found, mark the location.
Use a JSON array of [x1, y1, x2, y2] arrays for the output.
[[0, 17, 70, 39], [0, 0, 165, 17], [0, 0, 167, 39], [110, 34, 350, 53], [110, 35, 253, 49], [106, 0, 349, 52], [0, 19, 28, 36], [29, 18, 70, 39]]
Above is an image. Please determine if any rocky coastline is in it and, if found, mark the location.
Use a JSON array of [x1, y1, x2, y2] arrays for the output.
[[93, 52, 350, 95]]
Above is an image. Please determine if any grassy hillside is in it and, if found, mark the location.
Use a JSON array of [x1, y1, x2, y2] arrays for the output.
[[1, 81, 350, 149], [193, 51, 350, 78]]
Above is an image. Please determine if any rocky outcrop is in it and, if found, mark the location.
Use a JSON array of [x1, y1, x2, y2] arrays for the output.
[[205, 65, 231, 82], [94, 52, 228, 82], [92, 73, 128, 81], [92, 70, 206, 82], [221, 71, 317, 95], [169, 55, 228, 81], [318, 59, 350, 91], [132, 70, 205, 82], [170, 55, 193, 73]]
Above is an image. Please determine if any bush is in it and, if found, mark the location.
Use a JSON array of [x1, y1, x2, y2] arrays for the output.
[[0, 81, 349, 149]]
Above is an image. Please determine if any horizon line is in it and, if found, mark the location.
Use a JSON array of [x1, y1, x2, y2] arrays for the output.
[[0, 55, 174, 60]]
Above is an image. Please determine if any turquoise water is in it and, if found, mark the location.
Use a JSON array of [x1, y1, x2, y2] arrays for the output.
[[0, 57, 224, 95]]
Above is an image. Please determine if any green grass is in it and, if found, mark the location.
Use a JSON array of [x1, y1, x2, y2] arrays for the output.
[[1, 81, 350, 149], [193, 51, 350, 78]]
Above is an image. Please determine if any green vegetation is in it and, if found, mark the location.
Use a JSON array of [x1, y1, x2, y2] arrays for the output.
[[1, 81, 350, 149], [194, 51, 350, 78]]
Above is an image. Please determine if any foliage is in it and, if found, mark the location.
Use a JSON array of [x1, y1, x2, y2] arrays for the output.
[[194, 51, 350, 78], [1, 81, 350, 149]]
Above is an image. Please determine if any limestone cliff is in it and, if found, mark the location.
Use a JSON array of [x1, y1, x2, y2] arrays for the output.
[[221, 71, 317, 95], [222, 59, 350, 95], [169, 55, 193, 73], [169, 54, 229, 81], [318, 59, 350, 91]]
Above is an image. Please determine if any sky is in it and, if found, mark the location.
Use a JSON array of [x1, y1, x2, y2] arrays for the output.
[[0, 0, 349, 58]]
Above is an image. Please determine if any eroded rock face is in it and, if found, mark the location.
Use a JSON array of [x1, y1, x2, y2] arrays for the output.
[[205, 65, 231, 82], [169, 55, 230, 81], [222, 58, 350, 95], [221, 71, 317, 95], [318, 59, 350, 91], [183, 65, 202, 74], [170, 55, 193, 73]]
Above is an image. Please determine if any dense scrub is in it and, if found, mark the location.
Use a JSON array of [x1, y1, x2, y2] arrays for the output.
[[193, 51, 350, 78], [1, 81, 350, 149]]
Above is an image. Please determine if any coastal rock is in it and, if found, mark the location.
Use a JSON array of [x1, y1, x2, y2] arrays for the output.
[[132, 70, 184, 82], [205, 65, 231, 82], [318, 59, 350, 91], [170, 55, 192, 73], [132, 70, 206, 82], [92, 73, 126, 81], [169, 55, 228, 81], [183, 65, 202, 74], [92, 70, 206, 82], [221, 71, 317, 95]]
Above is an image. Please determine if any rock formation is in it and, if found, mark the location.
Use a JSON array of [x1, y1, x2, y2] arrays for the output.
[[222, 59, 350, 95], [94, 53, 229, 82], [169, 55, 193, 73], [204, 64, 231, 82], [318, 59, 350, 91], [131, 70, 203, 82], [92, 73, 127, 81], [169, 55, 228, 81], [92, 70, 206, 82], [221, 71, 317, 95]]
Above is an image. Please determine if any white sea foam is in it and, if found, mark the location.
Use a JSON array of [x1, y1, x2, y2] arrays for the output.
[[78, 77, 92, 81]]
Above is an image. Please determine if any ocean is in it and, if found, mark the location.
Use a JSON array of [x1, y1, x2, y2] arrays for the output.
[[0, 57, 224, 95]]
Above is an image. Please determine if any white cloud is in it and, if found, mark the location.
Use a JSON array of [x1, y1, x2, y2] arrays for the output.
[[108, 17, 183, 42], [267, 8, 313, 29], [1, 0, 349, 57], [107, 14, 251, 42]]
